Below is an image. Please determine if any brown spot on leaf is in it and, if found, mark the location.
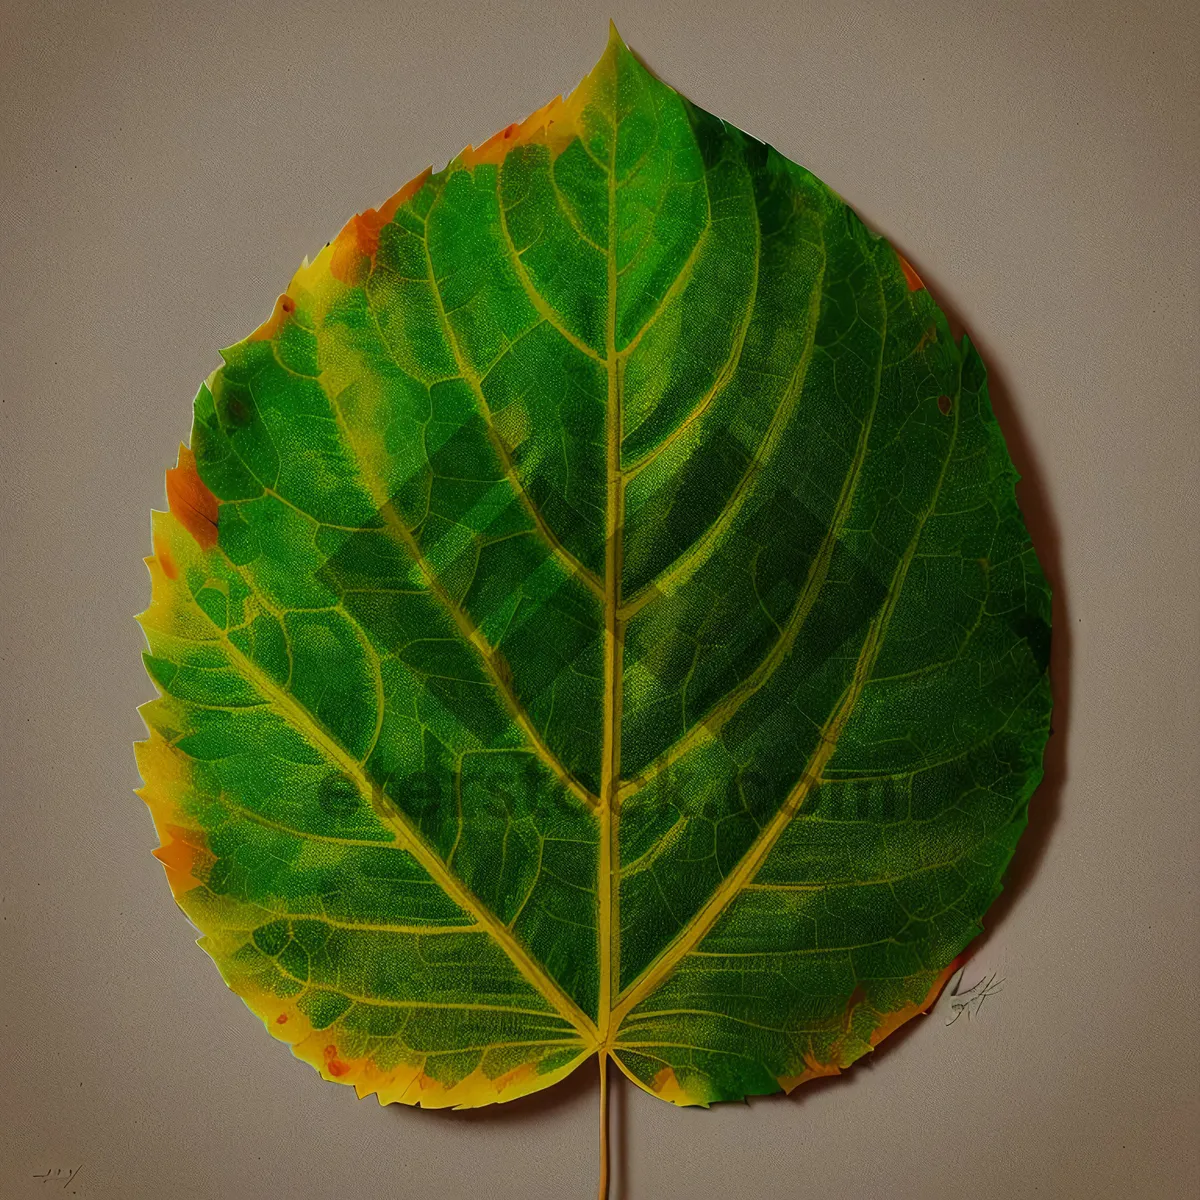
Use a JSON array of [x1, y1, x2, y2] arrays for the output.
[[165, 444, 219, 549], [248, 292, 298, 342], [276, 1014, 288, 1024], [938, 394, 953, 415]]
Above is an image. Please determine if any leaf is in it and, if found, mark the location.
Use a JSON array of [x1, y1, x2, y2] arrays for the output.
[[136, 25, 1051, 1120]]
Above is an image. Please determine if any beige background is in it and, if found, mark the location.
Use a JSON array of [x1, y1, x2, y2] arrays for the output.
[[2, 1, 1197, 1196]]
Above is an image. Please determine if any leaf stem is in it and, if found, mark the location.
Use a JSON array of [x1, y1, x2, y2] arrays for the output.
[[597, 1051, 610, 1200]]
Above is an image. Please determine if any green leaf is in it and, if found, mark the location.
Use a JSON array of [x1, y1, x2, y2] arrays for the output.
[[137, 26, 1051, 1116]]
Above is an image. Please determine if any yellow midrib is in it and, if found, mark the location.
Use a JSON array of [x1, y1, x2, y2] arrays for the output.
[[596, 83, 624, 1053]]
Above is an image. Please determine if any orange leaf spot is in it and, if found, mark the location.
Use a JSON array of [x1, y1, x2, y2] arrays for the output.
[[458, 95, 571, 169], [329, 167, 433, 285], [897, 251, 925, 292], [152, 534, 177, 580], [330, 213, 382, 284], [152, 825, 204, 894], [276, 1014, 288, 1025], [323, 1044, 350, 1077], [248, 292, 297, 343], [165, 444, 218, 550], [869, 957, 963, 1047], [465, 122, 521, 167], [649, 1065, 692, 1104]]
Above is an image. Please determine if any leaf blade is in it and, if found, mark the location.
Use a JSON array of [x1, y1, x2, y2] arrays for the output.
[[137, 27, 1051, 1114]]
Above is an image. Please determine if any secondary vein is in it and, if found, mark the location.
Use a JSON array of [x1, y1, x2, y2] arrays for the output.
[[420, 197, 606, 600], [618, 254, 827, 619]]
